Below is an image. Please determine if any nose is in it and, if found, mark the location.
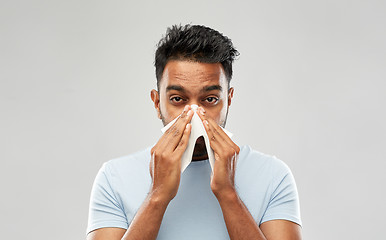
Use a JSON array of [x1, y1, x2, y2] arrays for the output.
[[190, 104, 199, 111], [184, 102, 204, 113]]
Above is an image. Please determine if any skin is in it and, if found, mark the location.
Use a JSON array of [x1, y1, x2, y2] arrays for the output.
[[155, 60, 232, 161], [87, 60, 302, 240]]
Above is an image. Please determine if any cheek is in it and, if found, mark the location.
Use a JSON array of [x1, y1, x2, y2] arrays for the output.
[[206, 103, 228, 124], [159, 99, 183, 123]]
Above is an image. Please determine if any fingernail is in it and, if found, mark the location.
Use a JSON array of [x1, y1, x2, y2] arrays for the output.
[[204, 120, 209, 125], [187, 110, 193, 116], [184, 105, 189, 111], [200, 107, 205, 115]]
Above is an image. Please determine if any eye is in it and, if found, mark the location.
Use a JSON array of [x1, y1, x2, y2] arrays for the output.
[[170, 96, 185, 104], [204, 96, 219, 104]]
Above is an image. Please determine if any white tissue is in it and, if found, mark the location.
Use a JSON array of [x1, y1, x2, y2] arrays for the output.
[[161, 105, 233, 172]]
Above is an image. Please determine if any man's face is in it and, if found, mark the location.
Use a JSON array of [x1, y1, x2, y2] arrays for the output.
[[151, 60, 234, 160]]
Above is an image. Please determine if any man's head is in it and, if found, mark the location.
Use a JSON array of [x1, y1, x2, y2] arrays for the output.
[[151, 24, 238, 128], [151, 24, 239, 160]]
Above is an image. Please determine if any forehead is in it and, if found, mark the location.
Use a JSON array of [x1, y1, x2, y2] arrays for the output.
[[159, 60, 227, 92]]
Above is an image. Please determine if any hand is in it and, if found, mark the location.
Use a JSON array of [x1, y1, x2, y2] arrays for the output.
[[197, 107, 240, 199], [149, 105, 193, 203]]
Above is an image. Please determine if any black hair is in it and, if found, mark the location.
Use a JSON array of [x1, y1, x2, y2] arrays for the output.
[[154, 24, 239, 89]]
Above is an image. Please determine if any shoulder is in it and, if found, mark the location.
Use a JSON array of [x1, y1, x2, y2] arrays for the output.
[[236, 146, 301, 226], [101, 147, 152, 179], [238, 145, 291, 177], [236, 145, 295, 191]]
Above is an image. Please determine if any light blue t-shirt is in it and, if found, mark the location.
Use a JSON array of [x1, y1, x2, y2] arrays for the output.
[[87, 145, 301, 239]]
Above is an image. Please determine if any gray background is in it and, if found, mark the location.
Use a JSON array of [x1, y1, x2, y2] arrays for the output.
[[1, 0, 385, 239]]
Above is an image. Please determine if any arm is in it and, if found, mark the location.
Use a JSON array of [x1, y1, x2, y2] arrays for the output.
[[217, 190, 302, 240], [87, 188, 170, 240], [198, 108, 302, 240], [87, 106, 194, 240]]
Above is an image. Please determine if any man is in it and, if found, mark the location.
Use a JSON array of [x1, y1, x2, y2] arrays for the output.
[[87, 24, 302, 240]]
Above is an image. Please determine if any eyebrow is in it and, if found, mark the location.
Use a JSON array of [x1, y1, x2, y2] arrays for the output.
[[166, 85, 186, 93], [201, 85, 222, 92], [165, 85, 223, 93]]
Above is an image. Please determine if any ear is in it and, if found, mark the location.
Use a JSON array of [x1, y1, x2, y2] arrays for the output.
[[227, 87, 234, 107], [150, 89, 162, 119]]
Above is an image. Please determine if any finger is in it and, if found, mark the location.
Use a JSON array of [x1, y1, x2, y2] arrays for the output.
[[162, 105, 190, 137], [205, 117, 240, 154], [202, 119, 228, 156], [196, 106, 207, 122], [203, 118, 240, 169], [174, 123, 192, 156], [196, 107, 220, 144], [158, 105, 191, 151], [196, 107, 226, 143], [197, 106, 240, 156], [164, 108, 194, 151]]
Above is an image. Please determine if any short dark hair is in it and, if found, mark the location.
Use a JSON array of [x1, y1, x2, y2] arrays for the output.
[[154, 24, 239, 90]]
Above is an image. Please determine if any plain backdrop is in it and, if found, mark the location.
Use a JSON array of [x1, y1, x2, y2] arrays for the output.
[[1, 0, 385, 239]]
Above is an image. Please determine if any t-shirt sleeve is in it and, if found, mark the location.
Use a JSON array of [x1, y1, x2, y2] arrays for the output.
[[87, 162, 128, 234], [260, 161, 302, 226]]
